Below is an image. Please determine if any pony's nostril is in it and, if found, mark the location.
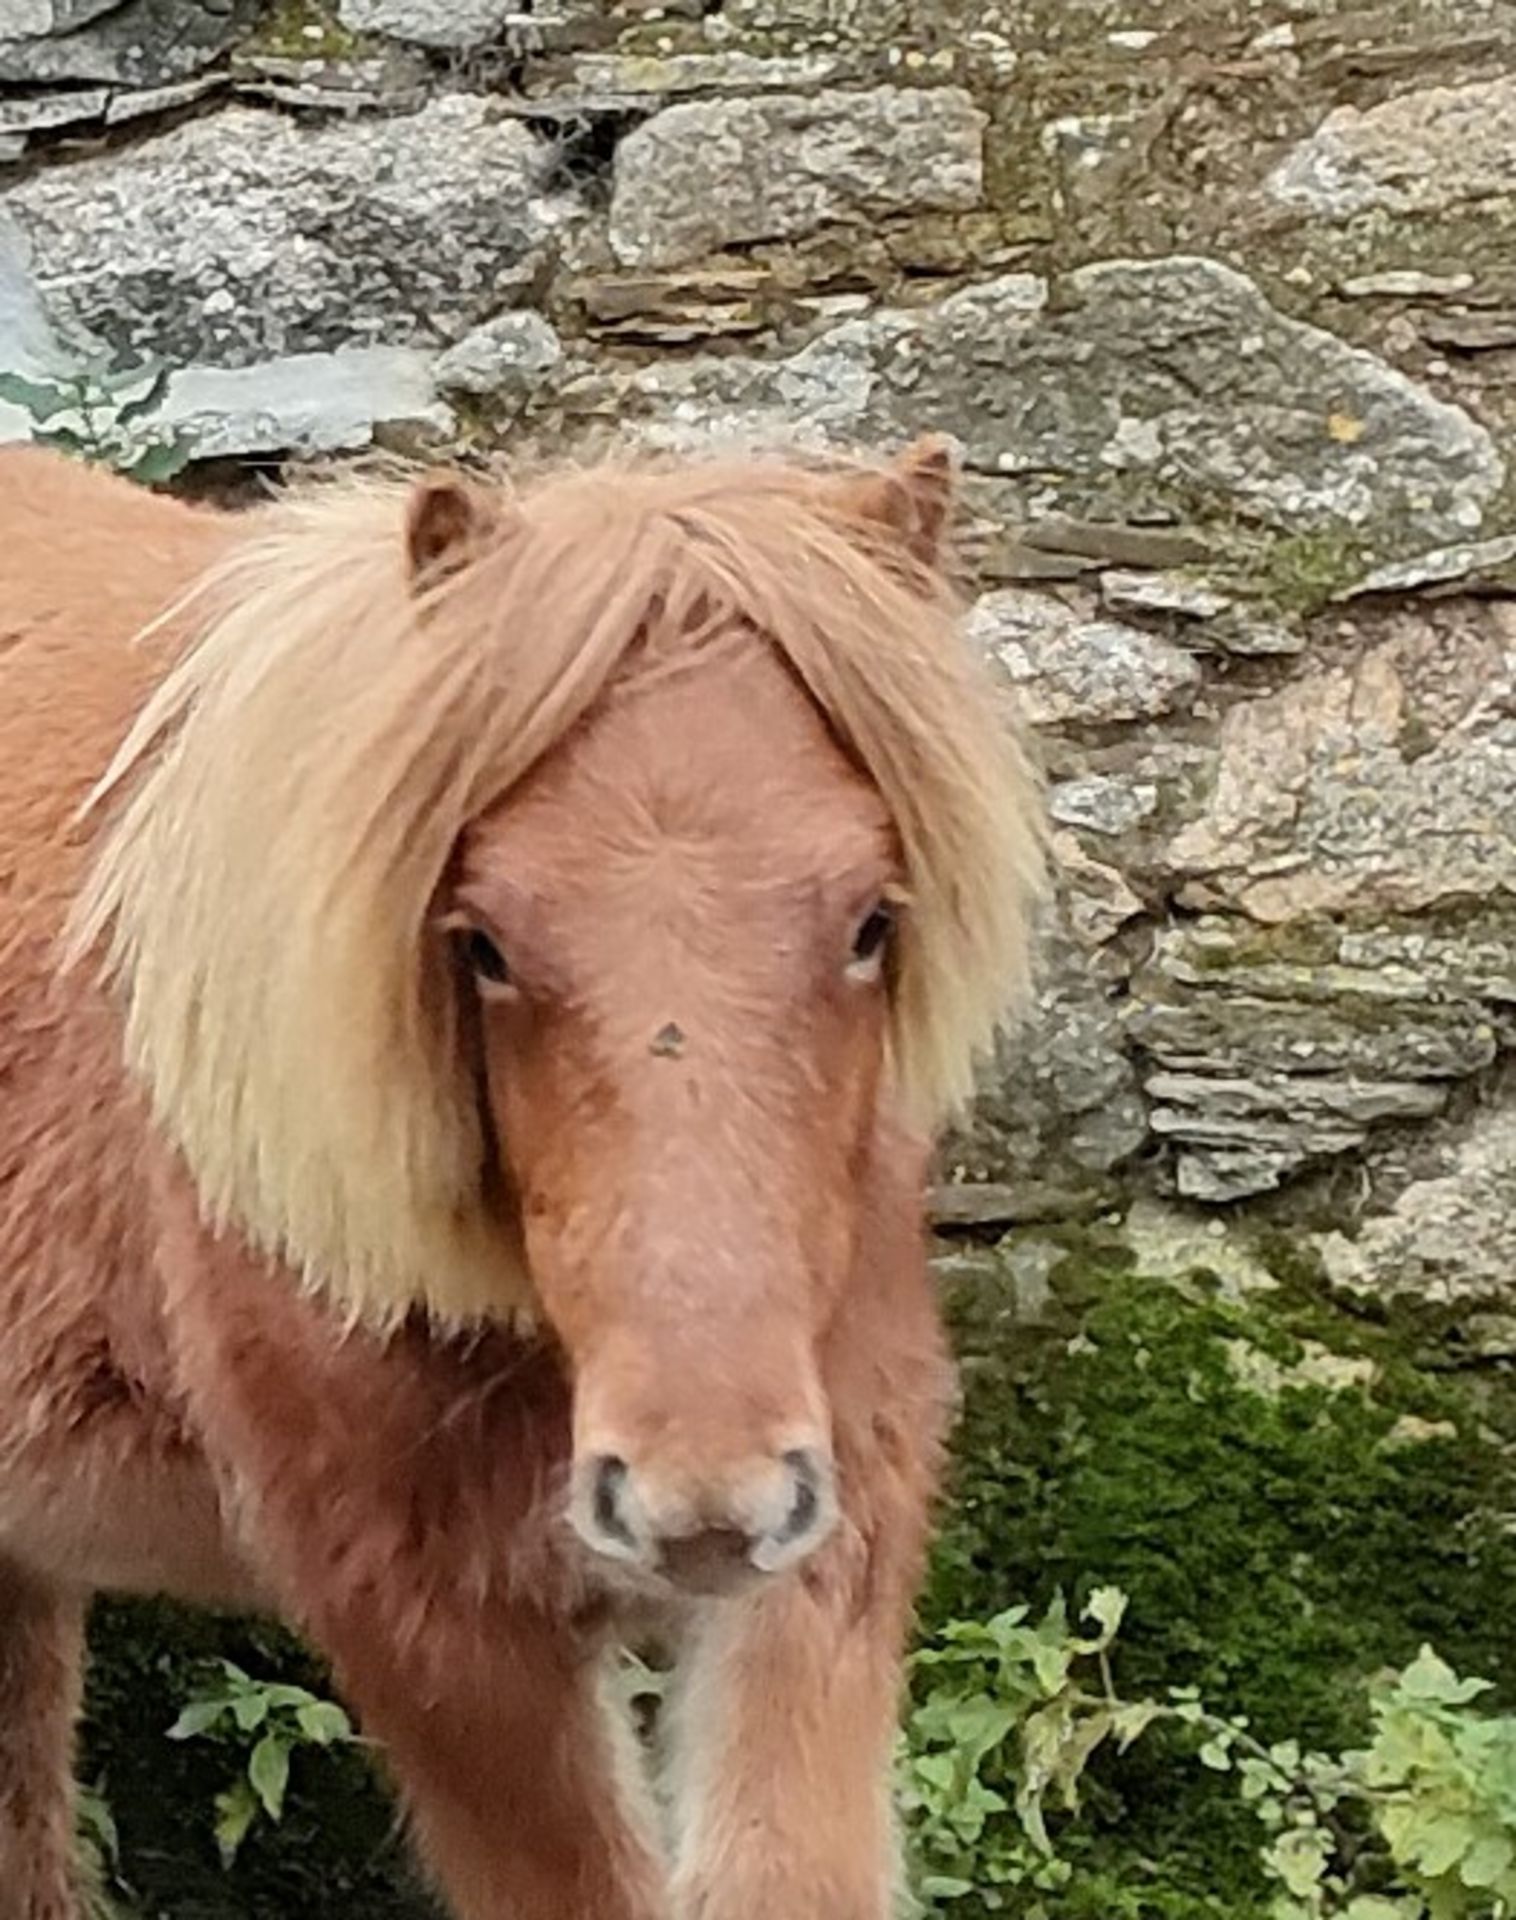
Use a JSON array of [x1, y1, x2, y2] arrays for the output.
[[777, 1448, 822, 1545], [589, 1454, 638, 1552], [760, 1446, 835, 1564]]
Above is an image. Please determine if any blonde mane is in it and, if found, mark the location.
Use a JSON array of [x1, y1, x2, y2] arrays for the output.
[[70, 452, 1045, 1325]]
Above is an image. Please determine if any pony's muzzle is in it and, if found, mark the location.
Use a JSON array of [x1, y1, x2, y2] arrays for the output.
[[570, 1445, 838, 1594]]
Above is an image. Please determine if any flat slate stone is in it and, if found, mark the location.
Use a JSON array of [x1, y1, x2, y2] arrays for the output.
[[0, 0, 258, 85], [157, 346, 452, 458], [608, 85, 985, 269]]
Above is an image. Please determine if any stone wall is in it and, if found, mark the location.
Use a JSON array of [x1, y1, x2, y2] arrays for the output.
[[3, 0, 1514, 1313]]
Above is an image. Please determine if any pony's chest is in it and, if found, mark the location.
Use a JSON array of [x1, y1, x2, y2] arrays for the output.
[[0, 1369, 262, 1607]]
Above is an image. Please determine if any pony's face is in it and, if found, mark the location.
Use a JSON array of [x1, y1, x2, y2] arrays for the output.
[[446, 642, 903, 1595]]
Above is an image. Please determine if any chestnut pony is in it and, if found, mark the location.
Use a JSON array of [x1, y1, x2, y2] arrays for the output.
[[0, 439, 1041, 1920]]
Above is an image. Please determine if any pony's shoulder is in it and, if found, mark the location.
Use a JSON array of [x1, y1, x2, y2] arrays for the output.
[[0, 447, 233, 635]]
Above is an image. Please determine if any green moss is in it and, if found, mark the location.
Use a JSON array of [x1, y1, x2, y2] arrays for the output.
[[926, 1252, 1516, 1918], [1216, 523, 1371, 617], [246, 0, 362, 60]]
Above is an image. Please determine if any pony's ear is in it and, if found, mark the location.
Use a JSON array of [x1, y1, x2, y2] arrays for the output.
[[405, 470, 511, 585], [832, 435, 957, 574]]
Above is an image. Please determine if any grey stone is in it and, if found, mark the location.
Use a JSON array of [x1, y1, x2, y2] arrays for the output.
[[946, 911, 1149, 1186], [1101, 570, 1232, 621], [157, 348, 451, 460], [1055, 832, 1145, 947], [0, 0, 258, 85], [1269, 78, 1516, 220], [1174, 1144, 1338, 1204], [1166, 604, 1516, 922], [1049, 775, 1158, 836], [1159, 1082, 1427, 1198], [1148, 1070, 1447, 1130], [607, 260, 1502, 548], [1127, 990, 1498, 1083], [927, 1182, 1098, 1230], [336, 0, 521, 48], [1340, 271, 1476, 300], [967, 587, 1202, 727], [1149, 1062, 1452, 1199], [885, 260, 1503, 544], [1022, 517, 1211, 570], [230, 52, 427, 114], [0, 212, 67, 441], [608, 86, 985, 269], [0, 85, 108, 135], [0, 0, 117, 34], [1209, 617, 1305, 658], [2, 95, 570, 366], [1419, 311, 1516, 354], [1120, 1198, 1279, 1300], [1147, 913, 1516, 1011], [103, 73, 225, 124], [1318, 1104, 1516, 1306], [1099, 568, 1304, 654], [535, 50, 845, 101], [1339, 535, 1516, 600], [434, 311, 562, 399]]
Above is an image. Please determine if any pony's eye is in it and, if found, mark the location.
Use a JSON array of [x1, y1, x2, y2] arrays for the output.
[[849, 904, 895, 974], [462, 929, 512, 989]]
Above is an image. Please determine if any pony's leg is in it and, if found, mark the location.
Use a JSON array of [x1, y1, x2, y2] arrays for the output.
[[0, 1560, 84, 1920], [664, 1564, 912, 1920], [664, 1238, 950, 1920], [322, 1606, 667, 1920]]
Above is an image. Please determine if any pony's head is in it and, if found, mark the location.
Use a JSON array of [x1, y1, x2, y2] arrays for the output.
[[73, 441, 1043, 1595]]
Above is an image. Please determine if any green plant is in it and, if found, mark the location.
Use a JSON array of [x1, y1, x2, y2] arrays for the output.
[[167, 1660, 356, 1867], [0, 361, 192, 484], [901, 1587, 1516, 1920], [901, 1589, 1153, 1911], [75, 1780, 138, 1920]]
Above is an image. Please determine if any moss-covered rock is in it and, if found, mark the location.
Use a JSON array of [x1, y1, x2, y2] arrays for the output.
[[925, 1239, 1516, 1917]]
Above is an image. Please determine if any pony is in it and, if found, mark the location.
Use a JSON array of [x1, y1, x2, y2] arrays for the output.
[[0, 436, 1043, 1920]]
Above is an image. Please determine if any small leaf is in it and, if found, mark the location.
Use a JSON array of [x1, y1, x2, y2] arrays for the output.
[[1198, 1738, 1233, 1772], [1459, 1831, 1515, 1888], [1411, 1812, 1477, 1880], [34, 425, 90, 457], [295, 1700, 353, 1746], [121, 436, 193, 487], [103, 361, 166, 407], [1112, 1700, 1164, 1751], [1027, 1641, 1072, 1697], [214, 1779, 259, 1868], [167, 1699, 225, 1741], [0, 371, 74, 421], [1084, 1586, 1127, 1642], [1267, 1827, 1332, 1900], [248, 1733, 291, 1822], [1395, 1645, 1493, 1708], [231, 1692, 270, 1733]]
